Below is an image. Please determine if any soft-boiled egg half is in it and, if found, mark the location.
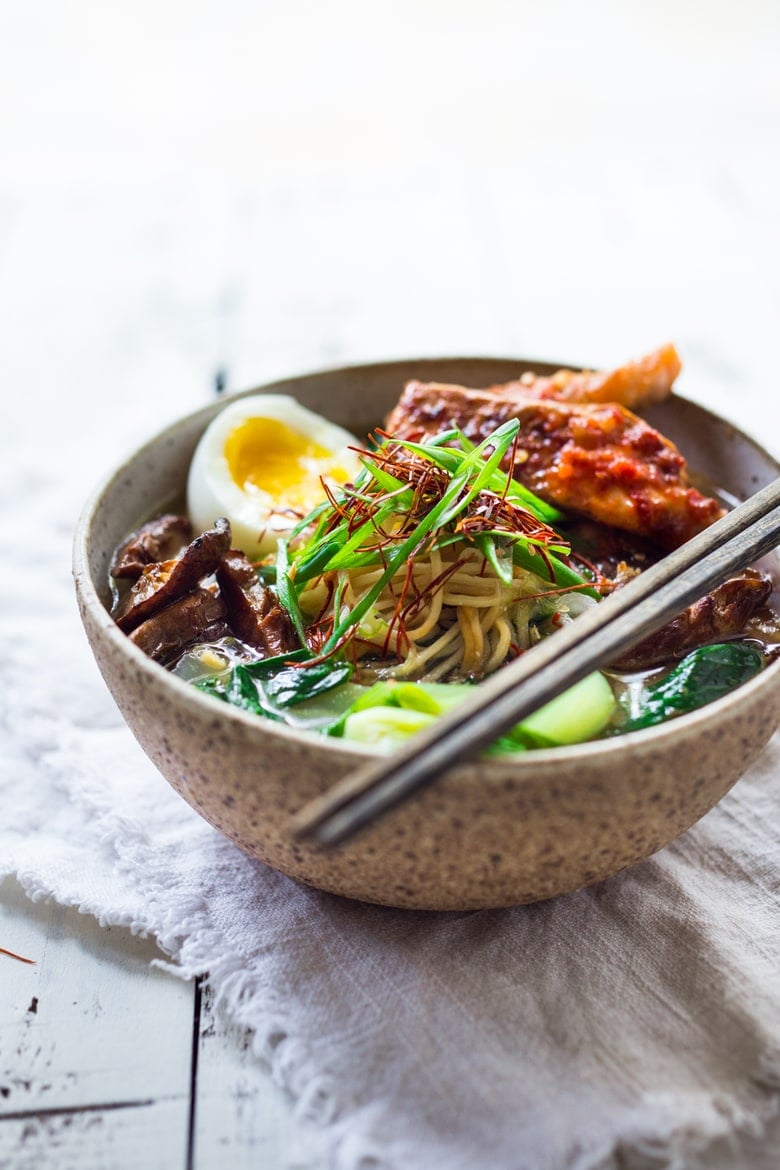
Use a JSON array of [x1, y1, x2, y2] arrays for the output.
[[187, 394, 362, 557]]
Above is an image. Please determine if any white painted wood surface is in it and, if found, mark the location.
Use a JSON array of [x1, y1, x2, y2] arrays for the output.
[[0, 878, 194, 1168], [1, 1, 779, 1166], [0, 878, 297, 1170], [193, 983, 295, 1167], [5, 875, 780, 1170]]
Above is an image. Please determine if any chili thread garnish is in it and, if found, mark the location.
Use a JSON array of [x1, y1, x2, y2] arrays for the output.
[[1, 946, 35, 965], [285, 422, 596, 660]]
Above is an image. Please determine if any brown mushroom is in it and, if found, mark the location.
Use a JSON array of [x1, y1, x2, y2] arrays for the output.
[[217, 550, 298, 656], [111, 514, 193, 580], [612, 570, 773, 671], [128, 587, 229, 663], [114, 518, 231, 633]]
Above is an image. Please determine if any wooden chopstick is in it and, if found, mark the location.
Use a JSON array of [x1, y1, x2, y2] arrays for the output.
[[291, 477, 780, 849]]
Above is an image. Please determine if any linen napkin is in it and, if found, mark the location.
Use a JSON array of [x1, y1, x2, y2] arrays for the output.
[[2, 442, 780, 1170]]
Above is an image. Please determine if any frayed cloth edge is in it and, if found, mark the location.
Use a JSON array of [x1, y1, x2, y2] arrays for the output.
[[4, 853, 780, 1170]]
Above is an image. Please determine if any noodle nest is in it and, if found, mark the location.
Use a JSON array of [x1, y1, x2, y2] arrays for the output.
[[301, 543, 592, 682]]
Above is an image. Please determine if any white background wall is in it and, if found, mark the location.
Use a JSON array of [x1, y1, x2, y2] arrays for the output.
[[1, 0, 778, 487]]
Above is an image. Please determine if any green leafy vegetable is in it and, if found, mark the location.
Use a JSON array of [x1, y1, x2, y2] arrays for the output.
[[195, 666, 271, 718], [285, 421, 596, 657], [340, 706, 439, 748], [193, 422, 620, 747], [316, 423, 526, 653], [511, 542, 598, 596], [196, 658, 354, 719], [336, 674, 616, 752], [261, 660, 354, 708], [499, 671, 616, 748], [390, 436, 565, 523], [473, 533, 515, 586], [242, 648, 312, 676], [275, 538, 307, 645], [615, 642, 764, 734]]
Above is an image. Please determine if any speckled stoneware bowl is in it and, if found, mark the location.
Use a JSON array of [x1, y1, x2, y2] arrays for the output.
[[73, 358, 780, 910]]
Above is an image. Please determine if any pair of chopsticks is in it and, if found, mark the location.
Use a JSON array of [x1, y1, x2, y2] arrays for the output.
[[292, 477, 780, 849]]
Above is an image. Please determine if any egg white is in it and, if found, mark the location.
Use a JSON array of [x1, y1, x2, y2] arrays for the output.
[[187, 394, 362, 557]]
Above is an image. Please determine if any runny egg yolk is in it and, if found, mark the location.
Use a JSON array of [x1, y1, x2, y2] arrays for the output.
[[187, 393, 362, 557], [223, 417, 355, 510]]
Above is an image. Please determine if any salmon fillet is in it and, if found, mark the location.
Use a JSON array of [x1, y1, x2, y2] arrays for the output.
[[488, 343, 682, 409], [385, 379, 722, 548]]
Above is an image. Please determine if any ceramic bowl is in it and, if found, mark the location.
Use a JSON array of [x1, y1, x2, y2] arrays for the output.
[[73, 358, 780, 910]]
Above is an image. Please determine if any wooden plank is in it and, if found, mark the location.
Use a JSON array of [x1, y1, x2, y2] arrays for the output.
[[192, 980, 295, 1169], [0, 878, 193, 1167], [0, 1098, 185, 1170]]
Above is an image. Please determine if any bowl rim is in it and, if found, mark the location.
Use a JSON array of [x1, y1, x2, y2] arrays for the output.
[[73, 355, 780, 772]]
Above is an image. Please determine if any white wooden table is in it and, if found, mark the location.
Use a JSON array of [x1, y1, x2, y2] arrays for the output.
[[0, 880, 295, 1169], [2, 3, 779, 1165], [5, 874, 780, 1170]]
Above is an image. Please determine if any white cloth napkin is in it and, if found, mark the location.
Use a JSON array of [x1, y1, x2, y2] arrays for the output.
[[2, 438, 780, 1170]]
